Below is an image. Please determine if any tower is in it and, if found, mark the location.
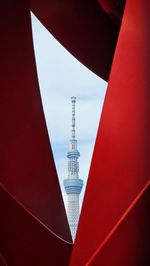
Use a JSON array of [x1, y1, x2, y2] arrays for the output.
[[63, 97, 83, 241]]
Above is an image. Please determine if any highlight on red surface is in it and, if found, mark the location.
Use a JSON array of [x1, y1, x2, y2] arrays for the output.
[[1, 0, 149, 265], [0, 184, 72, 266], [0, 0, 71, 243], [70, 0, 150, 264], [86, 181, 150, 266]]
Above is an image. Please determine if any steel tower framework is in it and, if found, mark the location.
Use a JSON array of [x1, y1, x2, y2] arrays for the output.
[[63, 97, 83, 241]]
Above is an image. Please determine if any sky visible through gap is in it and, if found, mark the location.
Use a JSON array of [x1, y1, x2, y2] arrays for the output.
[[31, 12, 107, 213]]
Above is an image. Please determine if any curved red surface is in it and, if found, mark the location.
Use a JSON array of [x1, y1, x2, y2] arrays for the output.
[[98, 0, 126, 23], [70, 0, 150, 265], [0, 0, 71, 242], [98, 0, 118, 14], [0, 253, 8, 266], [87, 182, 150, 266], [30, 0, 120, 81], [0, 185, 72, 266], [0, 0, 149, 265]]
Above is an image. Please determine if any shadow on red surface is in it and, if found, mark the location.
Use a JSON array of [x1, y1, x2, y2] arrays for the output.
[[0, 185, 72, 266]]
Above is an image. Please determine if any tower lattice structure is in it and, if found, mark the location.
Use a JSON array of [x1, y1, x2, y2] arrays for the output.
[[63, 97, 83, 241]]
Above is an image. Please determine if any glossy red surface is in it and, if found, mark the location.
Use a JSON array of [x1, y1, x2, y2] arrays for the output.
[[87, 182, 150, 266], [98, 0, 126, 22], [98, 0, 117, 14], [70, 0, 150, 264], [31, 0, 120, 81], [0, 185, 72, 266], [0, 253, 8, 266], [0, 0, 71, 242], [0, 0, 149, 265]]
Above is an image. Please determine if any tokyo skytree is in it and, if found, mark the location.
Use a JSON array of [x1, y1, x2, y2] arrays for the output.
[[63, 97, 83, 241]]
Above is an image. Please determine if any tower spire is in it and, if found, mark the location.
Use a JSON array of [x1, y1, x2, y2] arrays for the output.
[[71, 96, 76, 139], [63, 97, 83, 241]]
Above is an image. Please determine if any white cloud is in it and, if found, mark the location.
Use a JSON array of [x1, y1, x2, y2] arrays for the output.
[[31, 13, 107, 212]]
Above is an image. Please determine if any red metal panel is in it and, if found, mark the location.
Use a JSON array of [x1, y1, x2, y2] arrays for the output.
[[98, 0, 126, 23], [30, 0, 119, 81], [0, 185, 72, 266], [1, 0, 149, 265], [70, 0, 150, 265], [0, 0, 71, 242], [87, 182, 150, 266], [0, 253, 8, 266]]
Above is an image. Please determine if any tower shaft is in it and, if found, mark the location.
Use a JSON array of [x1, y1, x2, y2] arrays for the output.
[[63, 97, 83, 241]]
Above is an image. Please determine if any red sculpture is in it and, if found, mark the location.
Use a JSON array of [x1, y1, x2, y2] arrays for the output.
[[0, 0, 149, 265]]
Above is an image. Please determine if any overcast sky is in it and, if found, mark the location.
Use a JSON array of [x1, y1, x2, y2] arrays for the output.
[[31, 13, 107, 211]]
